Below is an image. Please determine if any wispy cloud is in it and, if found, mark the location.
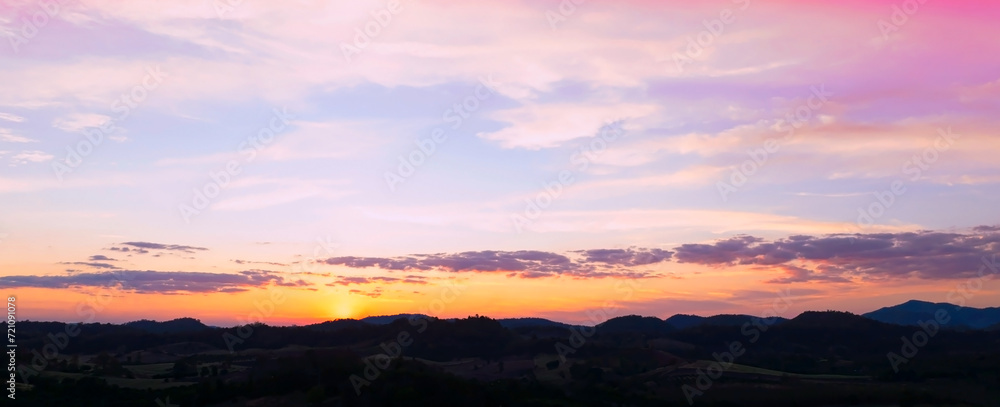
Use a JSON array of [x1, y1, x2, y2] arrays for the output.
[[9, 150, 53, 166], [110, 241, 209, 253], [327, 275, 429, 286], [0, 113, 25, 123], [0, 129, 37, 143], [52, 113, 113, 133], [0, 269, 311, 294]]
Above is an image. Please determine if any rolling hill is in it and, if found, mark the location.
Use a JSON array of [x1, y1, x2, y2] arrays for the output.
[[123, 318, 211, 334], [666, 313, 789, 330]]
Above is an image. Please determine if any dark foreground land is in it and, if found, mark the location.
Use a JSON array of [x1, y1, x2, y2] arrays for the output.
[[11, 310, 1000, 406]]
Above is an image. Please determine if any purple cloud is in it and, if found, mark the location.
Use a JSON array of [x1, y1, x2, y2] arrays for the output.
[[674, 228, 1000, 281], [574, 248, 673, 267], [327, 275, 427, 286], [321, 248, 670, 279], [119, 241, 209, 253], [0, 269, 311, 294]]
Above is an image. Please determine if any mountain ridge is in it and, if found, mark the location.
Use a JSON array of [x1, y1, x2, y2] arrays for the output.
[[30, 300, 1000, 331]]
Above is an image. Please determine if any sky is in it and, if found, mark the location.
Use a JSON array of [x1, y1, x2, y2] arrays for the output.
[[1, 0, 999, 326]]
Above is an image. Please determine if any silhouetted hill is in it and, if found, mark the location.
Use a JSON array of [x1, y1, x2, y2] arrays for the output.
[[785, 310, 888, 329], [666, 313, 788, 330], [664, 314, 704, 329], [597, 315, 673, 334], [360, 313, 429, 324], [19, 312, 1000, 406], [863, 300, 1000, 329], [123, 317, 210, 334], [497, 317, 570, 328], [707, 314, 788, 326], [305, 318, 371, 331]]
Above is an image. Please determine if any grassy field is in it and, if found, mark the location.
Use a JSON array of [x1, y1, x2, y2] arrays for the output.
[[680, 360, 868, 380], [40, 371, 196, 390], [405, 357, 476, 367], [123, 363, 174, 378], [532, 354, 572, 384]]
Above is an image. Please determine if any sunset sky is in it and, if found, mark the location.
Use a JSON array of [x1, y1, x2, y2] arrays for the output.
[[1, 0, 999, 326]]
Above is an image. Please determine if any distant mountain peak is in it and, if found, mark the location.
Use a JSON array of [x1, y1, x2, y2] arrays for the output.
[[863, 300, 1000, 329]]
